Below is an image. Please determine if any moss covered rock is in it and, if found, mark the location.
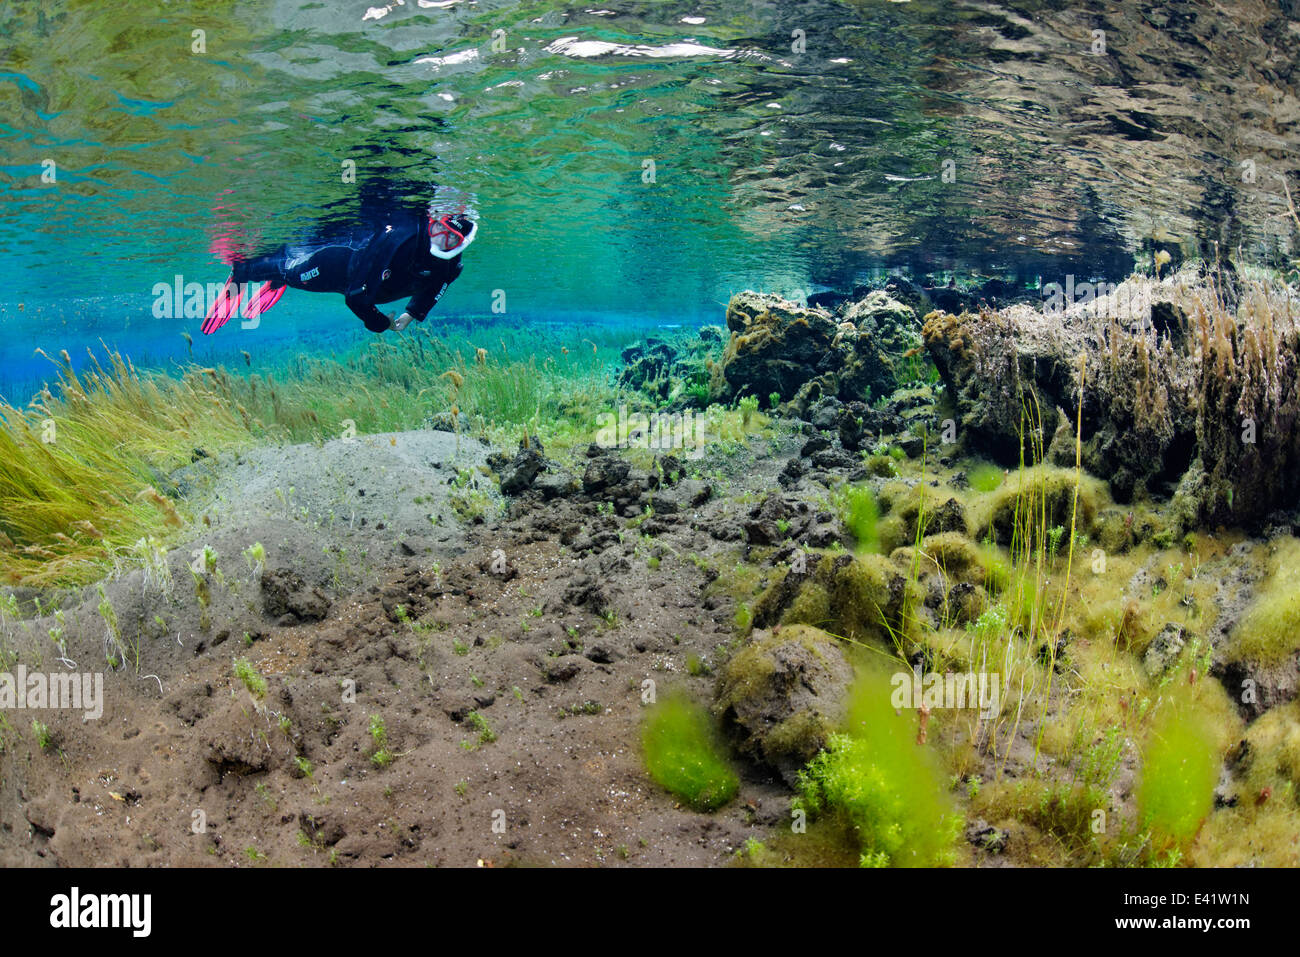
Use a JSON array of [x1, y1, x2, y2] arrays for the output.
[[714, 624, 854, 784], [753, 552, 918, 644], [716, 290, 923, 406]]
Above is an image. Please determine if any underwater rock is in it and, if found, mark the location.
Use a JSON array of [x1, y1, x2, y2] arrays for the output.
[[715, 289, 921, 407], [714, 624, 854, 786], [1214, 657, 1299, 722], [754, 552, 916, 644], [533, 470, 580, 500], [717, 292, 843, 401], [965, 819, 1008, 854], [744, 494, 812, 546], [947, 581, 989, 625], [581, 452, 631, 493], [1143, 622, 1192, 678], [810, 447, 859, 471], [562, 573, 613, 617], [653, 478, 712, 514], [261, 569, 331, 624], [778, 457, 806, 489], [837, 291, 924, 401], [808, 276, 931, 317], [618, 338, 678, 397], [924, 284, 974, 314], [786, 373, 839, 418], [923, 291, 1196, 506], [925, 271, 1300, 526], [615, 332, 717, 408], [499, 447, 546, 495]]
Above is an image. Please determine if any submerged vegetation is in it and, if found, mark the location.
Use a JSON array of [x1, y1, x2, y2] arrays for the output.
[[0, 322, 638, 586], [5, 266, 1300, 869], [795, 673, 964, 867], [642, 695, 739, 812]]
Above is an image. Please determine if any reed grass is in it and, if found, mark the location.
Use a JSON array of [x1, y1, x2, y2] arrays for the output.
[[0, 321, 640, 586], [0, 346, 255, 585]]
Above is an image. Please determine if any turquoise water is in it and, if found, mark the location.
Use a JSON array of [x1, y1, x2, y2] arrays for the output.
[[2, 0, 1298, 397]]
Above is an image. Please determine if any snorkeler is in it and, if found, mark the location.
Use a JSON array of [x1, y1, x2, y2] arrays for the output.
[[201, 207, 477, 335]]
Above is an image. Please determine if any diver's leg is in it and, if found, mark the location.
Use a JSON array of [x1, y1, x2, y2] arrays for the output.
[[231, 252, 289, 285], [279, 243, 354, 293]]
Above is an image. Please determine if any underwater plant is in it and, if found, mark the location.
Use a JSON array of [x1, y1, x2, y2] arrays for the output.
[[233, 656, 268, 703], [243, 541, 266, 582], [133, 536, 172, 597], [369, 713, 394, 766], [1226, 537, 1300, 668], [96, 583, 127, 669], [967, 461, 1004, 493], [794, 671, 963, 867], [839, 484, 879, 554], [738, 394, 760, 428], [1137, 695, 1219, 857], [642, 695, 738, 812], [0, 347, 252, 586]]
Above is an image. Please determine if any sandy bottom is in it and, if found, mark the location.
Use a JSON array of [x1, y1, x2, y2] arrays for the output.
[[0, 428, 787, 867]]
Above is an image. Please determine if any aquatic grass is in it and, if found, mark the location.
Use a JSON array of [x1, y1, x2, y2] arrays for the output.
[[0, 345, 255, 585], [220, 322, 630, 453], [0, 320, 641, 584], [641, 694, 738, 812]]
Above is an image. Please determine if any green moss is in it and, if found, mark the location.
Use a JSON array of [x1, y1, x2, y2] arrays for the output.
[[1236, 700, 1300, 802], [1138, 694, 1219, 851], [642, 695, 739, 812], [891, 532, 986, 586], [974, 465, 1103, 551], [826, 553, 916, 643], [714, 625, 848, 773], [1228, 538, 1300, 667], [753, 553, 917, 646], [865, 454, 899, 478], [784, 581, 832, 628], [794, 670, 963, 867], [882, 482, 967, 541], [967, 461, 1005, 493], [972, 778, 1111, 864], [838, 484, 879, 554]]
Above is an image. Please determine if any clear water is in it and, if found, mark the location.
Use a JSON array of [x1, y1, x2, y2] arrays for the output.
[[2, 0, 1297, 397]]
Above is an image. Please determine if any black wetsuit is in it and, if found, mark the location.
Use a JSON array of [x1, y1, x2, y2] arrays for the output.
[[231, 210, 463, 332]]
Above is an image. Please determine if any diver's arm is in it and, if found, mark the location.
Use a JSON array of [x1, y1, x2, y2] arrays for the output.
[[405, 258, 463, 322], [345, 294, 393, 333]]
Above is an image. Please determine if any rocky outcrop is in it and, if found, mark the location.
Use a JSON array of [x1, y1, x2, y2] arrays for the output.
[[714, 290, 923, 405], [922, 275, 1209, 511], [261, 569, 330, 625], [925, 271, 1300, 527], [615, 329, 722, 408]]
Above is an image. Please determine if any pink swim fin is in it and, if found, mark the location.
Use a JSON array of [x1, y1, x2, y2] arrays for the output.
[[244, 281, 286, 320], [202, 277, 241, 335]]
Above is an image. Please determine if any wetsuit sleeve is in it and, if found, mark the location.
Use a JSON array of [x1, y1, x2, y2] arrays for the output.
[[405, 258, 464, 321], [345, 295, 392, 333]]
